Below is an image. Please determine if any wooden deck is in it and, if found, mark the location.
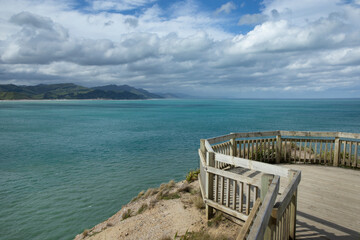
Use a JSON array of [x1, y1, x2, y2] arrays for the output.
[[282, 164, 360, 240]]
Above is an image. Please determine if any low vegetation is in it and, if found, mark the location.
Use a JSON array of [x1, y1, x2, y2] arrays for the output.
[[122, 209, 132, 220], [186, 169, 200, 183]]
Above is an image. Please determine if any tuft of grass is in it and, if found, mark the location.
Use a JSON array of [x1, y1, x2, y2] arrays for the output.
[[137, 203, 148, 214], [186, 169, 200, 183], [144, 188, 158, 198], [156, 190, 181, 200], [122, 209, 132, 220], [149, 198, 157, 208], [193, 196, 205, 209], [82, 229, 89, 237], [207, 212, 223, 227], [131, 190, 145, 202], [178, 183, 192, 193]]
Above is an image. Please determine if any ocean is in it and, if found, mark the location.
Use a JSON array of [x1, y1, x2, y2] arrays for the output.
[[1, 99, 359, 240]]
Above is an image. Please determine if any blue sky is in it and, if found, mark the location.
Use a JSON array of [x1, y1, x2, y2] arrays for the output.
[[0, 0, 360, 98]]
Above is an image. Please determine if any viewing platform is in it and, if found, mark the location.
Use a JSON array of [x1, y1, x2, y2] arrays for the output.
[[198, 131, 360, 240]]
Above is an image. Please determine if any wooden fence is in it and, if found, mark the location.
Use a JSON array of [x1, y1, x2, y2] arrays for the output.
[[199, 130, 359, 240]]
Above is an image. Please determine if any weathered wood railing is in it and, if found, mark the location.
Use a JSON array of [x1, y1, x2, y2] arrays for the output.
[[199, 130, 359, 240]]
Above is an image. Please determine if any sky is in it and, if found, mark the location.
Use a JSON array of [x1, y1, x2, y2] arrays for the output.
[[0, 0, 360, 98]]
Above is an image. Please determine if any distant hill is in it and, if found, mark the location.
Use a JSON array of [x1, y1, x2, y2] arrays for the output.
[[0, 83, 163, 100], [92, 84, 162, 99]]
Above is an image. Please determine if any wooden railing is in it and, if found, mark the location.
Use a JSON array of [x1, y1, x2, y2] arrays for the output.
[[199, 130, 360, 240]]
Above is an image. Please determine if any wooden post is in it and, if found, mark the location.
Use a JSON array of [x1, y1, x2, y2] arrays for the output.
[[206, 151, 215, 220], [261, 174, 275, 239], [276, 134, 282, 164], [334, 137, 340, 167], [261, 174, 274, 202], [200, 139, 206, 155], [289, 190, 297, 240], [230, 137, 237, 157]]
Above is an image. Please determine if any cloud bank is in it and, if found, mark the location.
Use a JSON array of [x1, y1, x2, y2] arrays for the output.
[[0, 0, 359, 98]]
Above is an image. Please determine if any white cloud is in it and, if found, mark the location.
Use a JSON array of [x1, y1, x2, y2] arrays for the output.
[[0, 0, 359, 97], [238, 13, 268, 25], [215, 2, 236, 15], [90, 0, 157, 11]]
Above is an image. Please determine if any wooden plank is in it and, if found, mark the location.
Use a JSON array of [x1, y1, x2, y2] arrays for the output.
[[206, 152, 215, 219], [234, 131, 280, 139], [280, 130, 337, 138], [227, 178, 230, 207], [239, 182, 244, 213], [246, 176, 280, 240], [276, 135, 282, 164], [284, 139, 287, 163], [221, 176, 225, 205], [215, 175, 219, 202], [205, 140, 214, 152], [325, 140, 328, 164], [314, 140, 318, 163], [355, 143, 358, 168], [205, 198, 249, 221], [207, 133, 236, 145], [215, 153, 290, 177], [246, 184, 251, 215], [334, 137, 340, 167], [236, 198, 261, 240], [251, 139, 255, 160], [337, 132, 360, 139], [206, 166, 261, 187], [233, 180, 237, 210], [343, 141, 347, 166], [254, 140, 258, 161], [349, 141, 353, 167], [273, 171, 301, 218], [304, 139, 308, 163]]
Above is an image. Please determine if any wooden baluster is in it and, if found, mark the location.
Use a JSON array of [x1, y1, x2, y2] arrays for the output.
[[246, 183, 251, 215], [226, 178, 230, 207], [355, 143, 359, 168], [325, 140, 328, 165], [233, 181, 237, 210], [284, 138, 287, 163], [349, 141, 353, 167], [239, 182, 244, 213], [343, 141, 347, 166]]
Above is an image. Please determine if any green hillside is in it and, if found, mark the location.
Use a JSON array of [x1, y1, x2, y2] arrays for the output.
[[0, 83, 163, 100]]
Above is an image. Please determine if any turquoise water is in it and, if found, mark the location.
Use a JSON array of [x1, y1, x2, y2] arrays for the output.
[[1, 99, 359, 240]]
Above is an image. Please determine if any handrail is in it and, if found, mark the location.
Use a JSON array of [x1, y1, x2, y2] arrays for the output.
[[246, 176, 280, 240]]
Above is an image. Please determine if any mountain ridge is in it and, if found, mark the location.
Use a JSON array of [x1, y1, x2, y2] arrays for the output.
[[0, 83, 163, 100]]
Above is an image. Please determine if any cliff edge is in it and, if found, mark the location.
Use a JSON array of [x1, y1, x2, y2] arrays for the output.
[[74, 180, 239, 240]]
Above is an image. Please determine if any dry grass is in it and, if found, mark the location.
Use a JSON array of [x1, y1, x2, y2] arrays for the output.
[[207, 212, 223, 227], [137, 203, 148, 214], [193, 195, 205, 210], [122, 209, 132, 220], [82, 229, 89, 237], [131, 190, 145, 203]]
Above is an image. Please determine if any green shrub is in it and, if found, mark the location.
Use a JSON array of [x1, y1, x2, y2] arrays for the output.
[[186, 169, 200, 183]]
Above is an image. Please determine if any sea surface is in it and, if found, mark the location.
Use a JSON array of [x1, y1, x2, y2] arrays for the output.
[[1, 99, 360, 240]]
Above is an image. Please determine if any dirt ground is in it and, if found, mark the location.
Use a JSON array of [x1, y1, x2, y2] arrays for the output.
[[74, 180, 240, 240]]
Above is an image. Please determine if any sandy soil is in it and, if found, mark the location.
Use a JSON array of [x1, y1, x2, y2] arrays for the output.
[[74, 180, 240, 240]]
